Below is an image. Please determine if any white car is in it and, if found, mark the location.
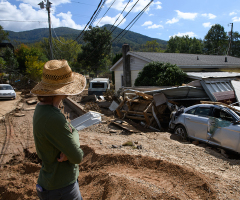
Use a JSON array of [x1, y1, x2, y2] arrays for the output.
[[0, 84, 16, 100], [169, 103, 240, 154]]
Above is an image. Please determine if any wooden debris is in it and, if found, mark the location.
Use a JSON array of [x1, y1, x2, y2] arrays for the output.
[[26, 99, 37, 105], [111, 119, 139, 133]]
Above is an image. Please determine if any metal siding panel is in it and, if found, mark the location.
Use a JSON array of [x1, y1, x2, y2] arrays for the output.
[[201, 80, 216, 101], [231, 80, 240, 103]]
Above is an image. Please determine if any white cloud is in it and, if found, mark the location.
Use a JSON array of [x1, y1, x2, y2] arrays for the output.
[[0, 1, 85, 31], [202, 22, 212, 28], [232, 16, 240, 22], [147, 24, 163, 29], [175, 10, 198, 20], [106, 0, 153, 13], [94, 14, 126, 27], [170, 32, 197, 38], [166, 17, 179, 24], [230, 12, 237, 16], [142, 21, 153, 26], [202, 13, 216, 19], [152, 1, 162, 9], [149, 14, 154, 16]]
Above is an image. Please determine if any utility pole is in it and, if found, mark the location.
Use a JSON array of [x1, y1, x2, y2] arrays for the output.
[[228, 23, 233, 56], [38, 0, 53, 60]]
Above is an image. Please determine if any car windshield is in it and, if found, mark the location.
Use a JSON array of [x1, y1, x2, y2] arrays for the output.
[[0, 85, 13, 90]]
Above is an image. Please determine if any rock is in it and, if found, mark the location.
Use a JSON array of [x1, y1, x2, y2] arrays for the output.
[[100, 140, 102, 144], [192, 140, 199, 145], [112, 145, 118, 148], [109, 129, 117, 133], [24, 107, 36, 111], [14, 113, 25, 117], [137, 145, 142, 149], [26, 100, 37, 105]]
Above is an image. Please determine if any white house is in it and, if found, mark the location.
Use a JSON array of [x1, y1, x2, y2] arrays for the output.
[[110, 45, 240, 92]]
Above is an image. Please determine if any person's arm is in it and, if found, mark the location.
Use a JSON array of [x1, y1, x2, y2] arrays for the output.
[[45, 113, 84, 164]]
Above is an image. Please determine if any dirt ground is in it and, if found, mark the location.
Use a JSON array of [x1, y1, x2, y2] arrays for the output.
[[0, 91, 240, 200]]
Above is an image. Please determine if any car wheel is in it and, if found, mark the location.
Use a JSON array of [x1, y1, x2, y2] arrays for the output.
[[174, 124, 188, 140]]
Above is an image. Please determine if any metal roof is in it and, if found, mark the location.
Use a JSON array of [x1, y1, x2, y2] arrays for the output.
[[187, 72, 240, 80]]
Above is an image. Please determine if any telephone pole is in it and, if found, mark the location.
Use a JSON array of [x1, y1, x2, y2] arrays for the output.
[[229, 23, 233, 56], [38, 0, 53, 60]]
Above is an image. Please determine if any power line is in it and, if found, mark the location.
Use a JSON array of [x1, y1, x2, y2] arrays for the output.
[[115, 1, 153, 44], [79, 0, 144, 65], [70, 1, 96, 6], [0, 20, 47, 23], [89, 0, 107, 27], [95, 0, 117, 26]]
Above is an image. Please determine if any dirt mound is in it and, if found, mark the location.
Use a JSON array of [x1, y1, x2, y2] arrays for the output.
[[0, 145, 217, 200], [79, 145, 217, 199]]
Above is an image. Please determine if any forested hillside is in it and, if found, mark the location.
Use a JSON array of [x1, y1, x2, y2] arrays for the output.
[[6, 24, 167, 53]]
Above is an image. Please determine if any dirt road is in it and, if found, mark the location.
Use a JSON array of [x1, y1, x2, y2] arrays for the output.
[[0, 95, 240, 200]]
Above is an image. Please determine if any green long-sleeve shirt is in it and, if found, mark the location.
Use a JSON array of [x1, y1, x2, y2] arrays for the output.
[[33, 104, 84, 190]]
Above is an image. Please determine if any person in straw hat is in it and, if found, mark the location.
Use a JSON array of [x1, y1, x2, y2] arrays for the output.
[[31, 60, 86, 200]]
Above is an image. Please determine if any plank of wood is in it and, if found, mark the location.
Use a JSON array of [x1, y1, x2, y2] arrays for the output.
[[111, 119, 139, 132], [135, 92, 153, 100]]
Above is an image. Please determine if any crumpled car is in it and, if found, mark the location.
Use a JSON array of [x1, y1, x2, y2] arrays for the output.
[[169, 103, 240, 153], [0, 84, 16, 100]]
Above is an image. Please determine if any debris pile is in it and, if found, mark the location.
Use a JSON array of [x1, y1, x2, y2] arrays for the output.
[[115, 91, 177, 131]]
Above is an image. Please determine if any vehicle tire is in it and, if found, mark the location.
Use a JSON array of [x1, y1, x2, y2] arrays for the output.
[[174, 124, 188, 140]]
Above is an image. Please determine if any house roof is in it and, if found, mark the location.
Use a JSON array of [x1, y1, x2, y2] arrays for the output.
[[187, 72, 240, 80], [110, 52, 240, 71]]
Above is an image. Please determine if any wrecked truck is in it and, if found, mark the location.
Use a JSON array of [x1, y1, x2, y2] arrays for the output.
[[169, 102, 240, 154]]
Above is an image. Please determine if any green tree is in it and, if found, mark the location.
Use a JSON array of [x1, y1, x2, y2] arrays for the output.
[[140, 40, 162, 52], [166, 36, 203, 54], [0, 25, 9, 43], [204, 24, 228, 55], [3, 47, 19, 83], [231, 31, 240, 57], [39, 37, 81, 64], [135, 62, 187, 86], [25, 55, 44, 81], [15, 44, 47, 73], [77, 26, 112, 76], [0, 57, 6, 83]]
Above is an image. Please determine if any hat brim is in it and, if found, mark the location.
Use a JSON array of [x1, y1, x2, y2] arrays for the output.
[[31, 72, 86, 96]]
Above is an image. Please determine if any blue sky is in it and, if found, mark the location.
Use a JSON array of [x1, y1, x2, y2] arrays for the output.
[[0, 0, 240, 41]]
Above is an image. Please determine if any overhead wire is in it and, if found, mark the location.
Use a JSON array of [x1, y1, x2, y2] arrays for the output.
[[115, 0, 153, 44], [95, 0, 117, 26], [89, 0, 107, 27], [79, 0, 151, 66]]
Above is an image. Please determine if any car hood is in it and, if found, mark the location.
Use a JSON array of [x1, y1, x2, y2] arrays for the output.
[[0, 90, 15, 93]]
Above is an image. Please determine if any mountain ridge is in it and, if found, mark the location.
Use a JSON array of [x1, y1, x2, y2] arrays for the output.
[[6, 24, 167, 53]]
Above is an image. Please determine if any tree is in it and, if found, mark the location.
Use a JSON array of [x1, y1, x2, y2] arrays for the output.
[[0, 25, 9, 43], [140, 40, 162, 52], [3, 47, 19, 83], [204, 24, 228, 55], [0, 57, 6, 83], [38, 37, 81, 64], [25, 55, 44, 81], [135, 62, 187, 86], [231, 31, 240, 57], [77, 26, 112, 76], [15, 44, 47, 73], [166, 36, 203, 54]]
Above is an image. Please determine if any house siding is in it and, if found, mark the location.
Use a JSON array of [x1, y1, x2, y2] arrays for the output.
[[114, 70, 123, 92], [130, 56, 149, 70]]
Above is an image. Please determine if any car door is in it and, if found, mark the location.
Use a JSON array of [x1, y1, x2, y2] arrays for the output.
[[209, 109, 240, 152], [184, 106, 211, 141]]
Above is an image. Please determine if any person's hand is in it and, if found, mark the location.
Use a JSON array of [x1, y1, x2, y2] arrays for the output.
[[57, 152, 68, 162]]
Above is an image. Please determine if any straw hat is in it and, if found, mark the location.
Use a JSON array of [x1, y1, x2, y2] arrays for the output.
[[31, 60, 86, 96]]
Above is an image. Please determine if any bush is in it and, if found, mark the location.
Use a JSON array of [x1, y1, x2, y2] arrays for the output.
[[134, 62, 188, 86]]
